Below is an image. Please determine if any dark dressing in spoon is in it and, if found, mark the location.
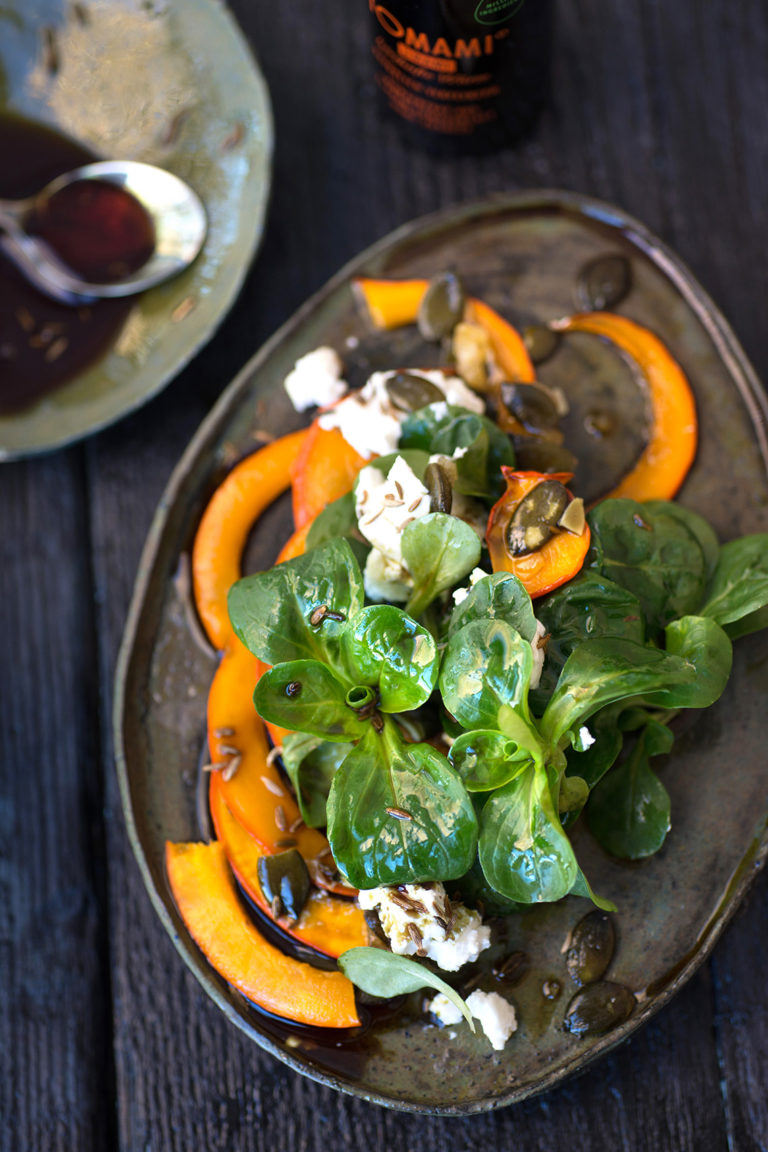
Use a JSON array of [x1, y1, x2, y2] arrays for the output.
[[0, 113, 136, 414], [26, 176, 155, 283]]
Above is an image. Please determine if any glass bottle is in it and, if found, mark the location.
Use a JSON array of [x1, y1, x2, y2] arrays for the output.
[[367, 0, 553, 155]]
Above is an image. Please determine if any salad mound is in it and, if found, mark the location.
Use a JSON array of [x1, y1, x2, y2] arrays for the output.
[[167, 272, 768, 1051]]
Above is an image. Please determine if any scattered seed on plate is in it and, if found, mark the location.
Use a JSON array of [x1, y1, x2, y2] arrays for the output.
[[221, 755, 241, 782], [386, 806, 412, 821]]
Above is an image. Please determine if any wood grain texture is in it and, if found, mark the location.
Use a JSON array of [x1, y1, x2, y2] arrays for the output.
[[3, 0, 768, 1149]]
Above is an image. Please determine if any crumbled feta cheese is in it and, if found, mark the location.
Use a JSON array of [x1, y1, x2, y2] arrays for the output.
[[355, 456, 432, 601], [467, 991, 518, 1050], [283, 346, 347, 411], [430, 990, 518, 1051], [429, 992, 463, 1027], [529, 618, 548, 691], [452, 566, 490, 605], [576, 725, 596, 750], [358, 882, 491, 972], [317, 368, 483, 457], [363, 548, 411, 603], [356, 456, 431, 560], [438, 374, 485, 414]]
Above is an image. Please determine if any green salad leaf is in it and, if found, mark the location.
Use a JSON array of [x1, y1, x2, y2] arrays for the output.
[[586, 499, 709, 634], [326, 726, 478, 888], [440, 618, 534, 731], [338, 948, 475, 1030], [699, 534, 768, 627], [587, 718, 674, 859], [280, 733, 351, 828], [448, 570, 537, 643], [228, 537, 363, 670], [478, 764, 579, 904], [341, 605, 439, 712], [399, 403, 515, 500], [449, 729, 534, 792], [253, 659, 367, 741], [402, 513, 481, 617]]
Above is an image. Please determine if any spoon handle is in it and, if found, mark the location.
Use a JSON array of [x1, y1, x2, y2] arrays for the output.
[[0, 229, 98, 305]]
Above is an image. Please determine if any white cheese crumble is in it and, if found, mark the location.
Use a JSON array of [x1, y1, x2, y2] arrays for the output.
[[317, 369, 483, 458], [529, 618, 548, 691], [283, 346, 347, 411], [576, 725, 596, 750], [431, 990, 518, 1051], [357, 882, 491, 972], [355, 456, 432, 602], [452, 565, 491, 605]]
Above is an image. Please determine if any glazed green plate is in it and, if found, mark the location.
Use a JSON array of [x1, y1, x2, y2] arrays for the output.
[[115, 192, 768, 1114], [0, 0, 272, 460]]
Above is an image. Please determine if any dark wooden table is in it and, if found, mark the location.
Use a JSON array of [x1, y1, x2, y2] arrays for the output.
[[4, 2, 768, 1148]]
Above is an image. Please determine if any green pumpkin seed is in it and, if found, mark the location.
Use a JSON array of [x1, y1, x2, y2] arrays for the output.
[[386, 371, 446, 412], [511, 435, 579, 474], [565, 910, 615, 986], [577, 254, 632, 311], [523, 323, 561, 364], [562, 981, 635, 1037], [418, 271, 466, 341], [424, 460, 453, 514], [257, 848, 311, 922], [500, 381, 561, 433], [505, 479, 569, 556]]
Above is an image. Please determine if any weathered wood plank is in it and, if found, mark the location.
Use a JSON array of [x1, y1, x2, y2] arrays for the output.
[[0, 452, 113, 1151]]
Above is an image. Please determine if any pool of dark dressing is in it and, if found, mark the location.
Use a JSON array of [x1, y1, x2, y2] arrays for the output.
[[0, 113, 139, 414]]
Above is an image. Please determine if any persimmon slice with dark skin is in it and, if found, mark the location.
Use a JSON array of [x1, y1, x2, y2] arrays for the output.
[[165, 840, 360, 1028], [208, 778, 368, 959], [551, 312, 697, 502], [486, 470, 590, 598]]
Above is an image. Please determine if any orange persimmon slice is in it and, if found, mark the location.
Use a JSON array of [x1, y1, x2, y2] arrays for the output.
[[352, 276, 430, 330], [552, 312, 697, 502], [353, 277, 535, 384], [192, 429, 308, 651], [463, 297, 536, 384], [207, 641, 356, 898], [486, 470, 590, 598], [165, 840, 360, 1028], [290, 423, 369, 531], [209, 781, 368, 959]]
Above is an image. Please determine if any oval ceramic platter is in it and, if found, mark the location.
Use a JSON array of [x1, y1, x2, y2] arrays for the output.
[[0, 0, 272, 460], [115, 192, 768, 1114]]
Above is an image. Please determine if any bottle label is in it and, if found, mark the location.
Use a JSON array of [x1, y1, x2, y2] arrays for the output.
[[474, 0, 524, 24], [369, 1, 522, 138]]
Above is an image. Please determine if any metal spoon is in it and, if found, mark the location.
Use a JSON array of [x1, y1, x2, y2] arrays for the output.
[[0, 160, 207, 305]]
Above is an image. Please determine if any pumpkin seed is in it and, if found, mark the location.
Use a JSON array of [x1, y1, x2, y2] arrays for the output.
[[562, 981, 635, 1037], [452, 321, 492, 390], [558, 496, 586, 537], [500, 381, 561, 433], [577, 254, 632, 311], [506, 479, 569, 556], [257, 848, 311, 921], [523, 323, 561, 364], [386, 371, 446, 412], [565, 910, 615, 986], [511, 435, 579, 474], [417, 271, 466, 341], [424, 460, 453, 514], [363, 909, 389, 946]]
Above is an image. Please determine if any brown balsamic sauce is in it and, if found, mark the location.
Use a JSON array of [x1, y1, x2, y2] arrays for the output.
[[0, 113, 135, 415], [27, 177, 155, 283]]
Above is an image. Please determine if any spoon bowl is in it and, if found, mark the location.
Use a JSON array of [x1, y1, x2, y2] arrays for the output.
[[0, 160, 207, 305]]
